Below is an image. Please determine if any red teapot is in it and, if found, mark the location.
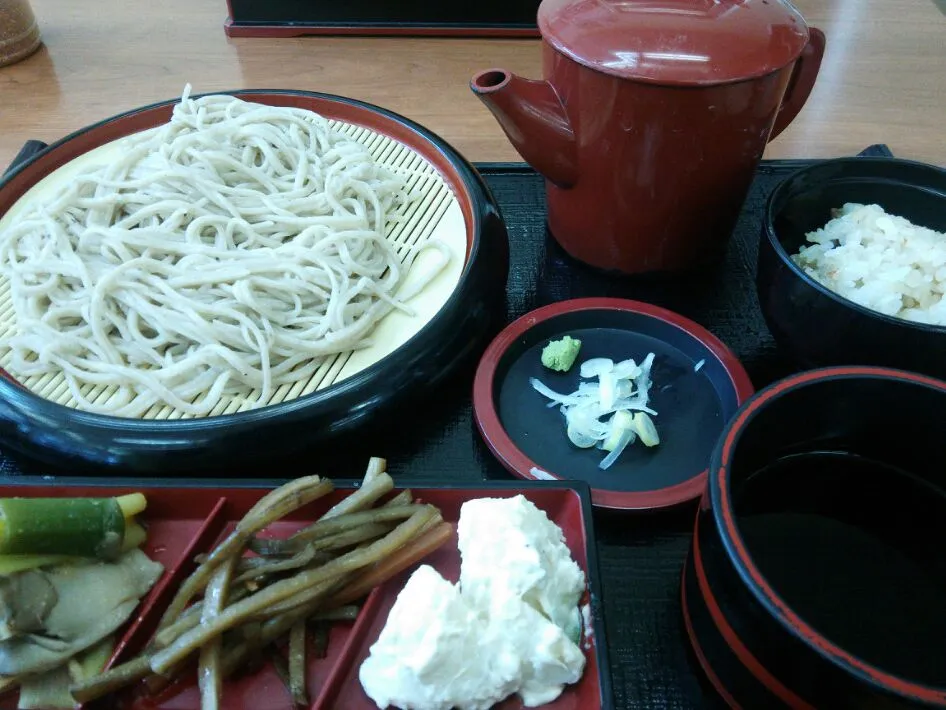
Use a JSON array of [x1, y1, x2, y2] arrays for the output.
[[472, 0, 825, 274]]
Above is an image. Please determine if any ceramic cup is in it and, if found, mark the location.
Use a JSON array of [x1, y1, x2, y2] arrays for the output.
[[0, 0, 41, 68]]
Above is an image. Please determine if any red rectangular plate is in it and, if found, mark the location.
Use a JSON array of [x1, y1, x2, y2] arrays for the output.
[[0, 479, 613, 710]]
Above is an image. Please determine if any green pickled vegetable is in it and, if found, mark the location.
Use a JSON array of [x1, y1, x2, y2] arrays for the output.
[[0, 498, 126, 560], [17, 635, 115, 709], [541, 335, 582, 372]]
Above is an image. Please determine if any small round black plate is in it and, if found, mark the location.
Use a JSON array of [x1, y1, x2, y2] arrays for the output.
[[474, 298, 754, 510]]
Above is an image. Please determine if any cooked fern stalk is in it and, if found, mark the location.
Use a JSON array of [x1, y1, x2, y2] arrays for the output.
[[70, 460, 454, 709], [0, 494, 147, 561]]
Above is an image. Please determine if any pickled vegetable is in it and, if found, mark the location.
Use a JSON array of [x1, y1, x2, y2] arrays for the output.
[[0, 494, 146, 561]]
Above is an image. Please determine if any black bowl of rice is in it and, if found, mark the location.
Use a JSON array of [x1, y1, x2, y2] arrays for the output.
[[758, 156, 946, 378]]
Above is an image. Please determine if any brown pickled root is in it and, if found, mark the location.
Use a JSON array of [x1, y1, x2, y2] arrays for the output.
[[152, 584, 251, 650], [157, 477, 333, 630], [69, 655, 152, 704], [268, 645, 292, 693], [143, 664, 180, 695], [287, 504, 422, 547], [71, 465, 451, 707], [251, 519, 397, 558], [288, 622, 307, 707], [308, 622, 330, 659], [382, 489, 412, 508], [317, 473, 394, 521], [236, 549, 333, 571], [232, 546, 321, 585], [329, 520, 452, 608], [149, 505, 435, 674], [220, 590, 331, 679], [197, 558, 234, 710], [309, 605, 360, 622], [257, 577, 347, 620], [308, 522, 396, 552], [361, 457, 387, 485]]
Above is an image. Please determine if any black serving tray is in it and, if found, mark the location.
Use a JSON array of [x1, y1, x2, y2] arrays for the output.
[[223, 0, 541, 38], [0, 143, 893, 709]]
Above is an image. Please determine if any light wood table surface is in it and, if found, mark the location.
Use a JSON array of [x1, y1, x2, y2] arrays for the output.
[[0, 0, 944, 173]]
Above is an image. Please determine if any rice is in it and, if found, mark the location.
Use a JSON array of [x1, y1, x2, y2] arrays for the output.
[[791, 203, 946, 326]]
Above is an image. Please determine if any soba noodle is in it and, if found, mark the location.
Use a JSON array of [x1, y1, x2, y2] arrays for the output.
[[0, 88, 451, 417]]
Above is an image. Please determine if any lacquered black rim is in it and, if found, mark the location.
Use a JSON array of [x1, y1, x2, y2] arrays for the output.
[[0, 90, 499, 434], [764, 155, 946, 335], [708, 366, 946, 704]]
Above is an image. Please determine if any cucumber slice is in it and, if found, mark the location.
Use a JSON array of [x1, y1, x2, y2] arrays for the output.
[[0, 498, 125, 560]]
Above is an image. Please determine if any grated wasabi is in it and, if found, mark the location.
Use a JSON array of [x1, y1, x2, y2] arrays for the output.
[[541, 336, 582, 372]]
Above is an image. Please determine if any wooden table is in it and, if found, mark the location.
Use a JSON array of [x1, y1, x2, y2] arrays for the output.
[[1, 0, 944, 173], [0, 6, 942, 707]]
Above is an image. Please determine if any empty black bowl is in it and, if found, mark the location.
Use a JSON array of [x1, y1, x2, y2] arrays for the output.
[[758, 157, 946, 378], [683, 366, 946, 708]]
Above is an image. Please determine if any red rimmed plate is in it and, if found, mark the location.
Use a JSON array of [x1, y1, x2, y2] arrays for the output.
[[0, 478, 611, 710], [472, 298, 755, 511]]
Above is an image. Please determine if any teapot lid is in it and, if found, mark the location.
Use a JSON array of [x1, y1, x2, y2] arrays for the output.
[[537, 0, 811, 85]]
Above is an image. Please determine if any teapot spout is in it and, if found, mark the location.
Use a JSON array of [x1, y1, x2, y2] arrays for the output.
[[471, 69, 577, 188]]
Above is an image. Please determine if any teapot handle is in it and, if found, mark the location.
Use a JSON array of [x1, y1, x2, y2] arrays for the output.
[[769, 28, 826, 141]]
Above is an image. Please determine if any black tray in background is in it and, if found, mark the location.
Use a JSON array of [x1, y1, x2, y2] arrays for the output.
[[0, 144, 893, 709], [224, 0, 541, 38]]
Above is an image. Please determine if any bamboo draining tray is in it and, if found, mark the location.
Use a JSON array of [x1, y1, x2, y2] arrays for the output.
[[0, 119, 466, 420]]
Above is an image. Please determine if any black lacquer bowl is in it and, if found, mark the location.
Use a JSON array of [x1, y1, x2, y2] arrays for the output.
[[758, 157, 946, 378], [683, 366, 946, 709], [0, 91, 509, 475]]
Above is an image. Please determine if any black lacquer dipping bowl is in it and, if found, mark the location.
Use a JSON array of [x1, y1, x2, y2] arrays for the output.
[[683, 366, 946, 709], [0, 91, 509, 475], [758, 157, 946, 378]]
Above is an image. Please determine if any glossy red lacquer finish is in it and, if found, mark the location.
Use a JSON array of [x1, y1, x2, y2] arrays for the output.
[[471, 0, 826, 274], [537, 0, 810, 86], [0, 483, 606, 710], [471, 298, 754, 511]]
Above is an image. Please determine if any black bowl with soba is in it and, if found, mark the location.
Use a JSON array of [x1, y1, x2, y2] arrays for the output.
[[0, 89, 509, 475]]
